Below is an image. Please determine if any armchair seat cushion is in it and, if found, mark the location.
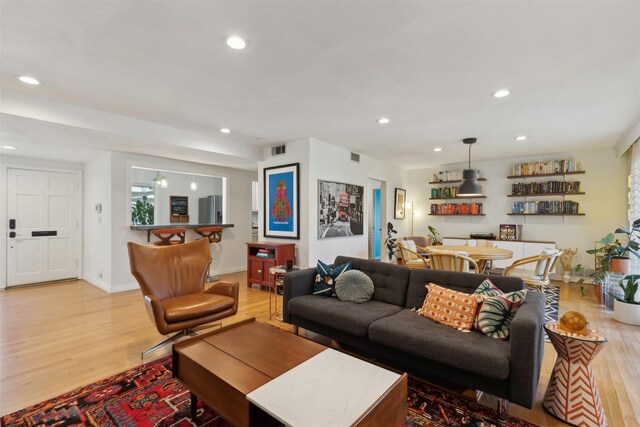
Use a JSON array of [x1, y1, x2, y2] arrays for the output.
[[163, 293, 235, 322], [288, 295, 402, 336], [404, 259, 429, 267], [506, 268, 547, 284], [369, 309, 510, 380]]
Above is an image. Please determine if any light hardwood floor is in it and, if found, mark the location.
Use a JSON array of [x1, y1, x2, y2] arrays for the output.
[[1, 273, 639, 426]]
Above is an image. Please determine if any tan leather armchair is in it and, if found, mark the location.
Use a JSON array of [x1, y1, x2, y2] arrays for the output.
[[127, 238, 239, 358]]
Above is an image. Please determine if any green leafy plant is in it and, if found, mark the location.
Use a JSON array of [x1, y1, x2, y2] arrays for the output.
[[427, 225, 442, 244], [574, 264, 603, 297], [610, 274, 640, 305], [385, 222, 398, 261], [132, 199, 154, 225], [587, 220, 640, 270]]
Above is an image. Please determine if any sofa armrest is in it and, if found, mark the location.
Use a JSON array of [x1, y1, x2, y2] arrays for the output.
[[508, 291, 545, 408], [282, 267, 317, 323]]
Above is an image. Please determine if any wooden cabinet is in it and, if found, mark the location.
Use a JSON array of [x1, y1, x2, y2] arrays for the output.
[[246, 242, 295, 288]]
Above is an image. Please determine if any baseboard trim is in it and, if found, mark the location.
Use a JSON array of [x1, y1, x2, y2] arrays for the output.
[[84, 276, 111, 293], [212, 266, 246, 275]]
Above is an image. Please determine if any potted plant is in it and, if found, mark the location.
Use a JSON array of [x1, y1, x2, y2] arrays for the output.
[[384, 222, 398, 261], [427, 225, 442, 245], [609, 274, 640, 325], [588, 220, 640, 274]]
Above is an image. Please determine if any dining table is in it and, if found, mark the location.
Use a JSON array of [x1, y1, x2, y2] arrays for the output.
[[425, 244, 513, 272]]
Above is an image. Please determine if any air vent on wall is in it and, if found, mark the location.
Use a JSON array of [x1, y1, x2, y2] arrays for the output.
[[351, 152, 360, 163], [271, 144, 286, 156]]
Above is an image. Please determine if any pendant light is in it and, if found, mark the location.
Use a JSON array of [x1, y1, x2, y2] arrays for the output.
[[190, 175, 198, 191], [153, 171, 163, 186], [457, 138, 482, 196]]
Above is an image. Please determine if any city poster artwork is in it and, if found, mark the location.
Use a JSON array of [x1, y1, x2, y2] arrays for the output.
[[264, 163, 299, 239], [318, 180, 364, 238]]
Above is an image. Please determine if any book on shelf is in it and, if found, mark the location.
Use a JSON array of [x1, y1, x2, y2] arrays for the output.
[[511, 159, 579, 177], [510, 200, 579, 214], [430, 202, 482, 215], [511, 180, 581, 195]]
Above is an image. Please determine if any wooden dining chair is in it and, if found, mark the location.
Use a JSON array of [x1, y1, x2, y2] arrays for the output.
[[503, 249, 561, 303], [428, 249, 479, 273], [397, 242, 430, 269]]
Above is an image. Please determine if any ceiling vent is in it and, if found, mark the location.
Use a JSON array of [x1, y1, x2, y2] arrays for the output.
[[351, 152, 360, 163], [271, 144, 286, 156]]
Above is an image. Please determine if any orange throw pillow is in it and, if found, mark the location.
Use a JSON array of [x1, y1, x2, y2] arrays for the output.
[[417, 283, 480, 331]]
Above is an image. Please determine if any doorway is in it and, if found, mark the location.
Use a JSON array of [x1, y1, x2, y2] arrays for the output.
[[368, 178, 384, 260], [6, 168, 81, 287]]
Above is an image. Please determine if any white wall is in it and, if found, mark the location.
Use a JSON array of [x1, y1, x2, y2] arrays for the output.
[[109, 152, 257, 292], [83, 152, 112, 292], [407, 147, 629, 269], [0, 155, 85, 290], [258, 138, 408, 267]]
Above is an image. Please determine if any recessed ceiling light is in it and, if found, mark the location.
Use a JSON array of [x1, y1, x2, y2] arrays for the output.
[[377, 117, 390, 124], [515, 136, 527, 141], [220, 128, 231, 134], [16, 75, 40, 85], [433, 147, 442, 152], [492, 89, 510, 98], [2, 145, 17, 150], [224, 35, 247, 50]]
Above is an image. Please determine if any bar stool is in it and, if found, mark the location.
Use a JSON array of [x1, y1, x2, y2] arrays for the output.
[[194, 226, 223, 281], [151, 228, 186, 246]]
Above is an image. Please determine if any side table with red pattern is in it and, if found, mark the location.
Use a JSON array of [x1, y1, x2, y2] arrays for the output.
[[543, 322, 608, 427]]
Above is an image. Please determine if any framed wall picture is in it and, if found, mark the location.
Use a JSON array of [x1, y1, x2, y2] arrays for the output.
[[499, 224, 517, 241], [318, 180, 364, 238], [394, 188, 406, 219], [264, 163, 299, 239]]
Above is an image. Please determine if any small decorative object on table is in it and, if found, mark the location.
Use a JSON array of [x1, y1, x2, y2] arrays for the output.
[[558, 311, 588, 336], [543, 322, 608, 427], [559, 248, 578, 284]]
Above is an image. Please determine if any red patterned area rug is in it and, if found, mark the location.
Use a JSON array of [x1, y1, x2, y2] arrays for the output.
[[2, 356, 536, 427]]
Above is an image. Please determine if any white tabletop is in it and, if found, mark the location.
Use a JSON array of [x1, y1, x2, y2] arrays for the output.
[[246, 348, 401, 427]]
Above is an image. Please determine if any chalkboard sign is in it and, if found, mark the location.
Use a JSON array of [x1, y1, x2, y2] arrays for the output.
[[170, 196, 188, 216]]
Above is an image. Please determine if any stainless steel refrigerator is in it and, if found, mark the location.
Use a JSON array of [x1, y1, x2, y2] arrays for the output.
[[199, 195, 223, 224]]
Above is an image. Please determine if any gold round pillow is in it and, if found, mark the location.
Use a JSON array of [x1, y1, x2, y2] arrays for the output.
[[559, 311, 588, 336]]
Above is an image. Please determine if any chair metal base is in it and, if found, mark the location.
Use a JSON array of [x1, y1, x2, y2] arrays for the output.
[[141, 323, 222, 359]]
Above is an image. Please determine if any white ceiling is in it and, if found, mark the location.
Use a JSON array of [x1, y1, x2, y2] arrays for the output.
[[1, 1, 639, 169]]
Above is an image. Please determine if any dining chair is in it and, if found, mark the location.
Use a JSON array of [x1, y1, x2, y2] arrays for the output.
[[502, 249, 561, 303], [428, 249, 479, 273], [397, 241, 430, 269]]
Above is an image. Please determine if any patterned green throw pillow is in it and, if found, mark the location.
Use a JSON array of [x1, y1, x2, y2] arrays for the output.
[[473, 279, 503, 297], [475, 289, 527, 340]]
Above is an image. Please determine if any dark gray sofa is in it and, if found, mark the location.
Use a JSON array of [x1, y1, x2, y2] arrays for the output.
[[283, 255, 545, 409]]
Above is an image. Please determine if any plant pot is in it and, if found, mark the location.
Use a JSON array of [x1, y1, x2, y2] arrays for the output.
[[613, 299, 640, 325], [594, 283, 603, 305], [609, 257, 630, 275], [562, 271, 571, 284]]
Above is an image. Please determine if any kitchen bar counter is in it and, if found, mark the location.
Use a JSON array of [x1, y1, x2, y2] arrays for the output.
[[131, 223, 234, 242]]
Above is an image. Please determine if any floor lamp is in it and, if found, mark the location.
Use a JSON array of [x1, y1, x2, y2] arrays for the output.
[[406, 201, 415, 236]]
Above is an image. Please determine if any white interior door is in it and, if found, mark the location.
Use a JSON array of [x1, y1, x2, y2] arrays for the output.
[[7, 169, 80, 287]]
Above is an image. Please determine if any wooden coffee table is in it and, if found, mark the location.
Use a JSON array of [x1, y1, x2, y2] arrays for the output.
[[173, 318, 407, 427]]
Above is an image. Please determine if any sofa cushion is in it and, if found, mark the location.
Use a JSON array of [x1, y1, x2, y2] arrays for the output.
[[473, 279, 503, 297], [335, 270, 374, 303], [369, 309, 511, 380], [314, 260, 352, 296], [476, 290, 527, 340], [334, 256, 410, 306], [417, 284, 480, 331], [405, 270, 525, 309], [287, 295, 402, 337]]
